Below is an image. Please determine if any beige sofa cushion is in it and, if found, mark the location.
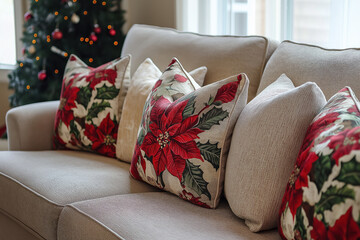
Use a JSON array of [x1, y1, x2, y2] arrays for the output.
[[258, 41, 360, 99], [224, 75, 326, 232], [0, 151, 157, 240], [121, 24, 277, 101], [117, 58, 207, 163], [58, 192, 281, 240]]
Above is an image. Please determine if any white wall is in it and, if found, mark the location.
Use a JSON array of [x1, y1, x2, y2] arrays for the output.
[[122, 0, 176, 32]]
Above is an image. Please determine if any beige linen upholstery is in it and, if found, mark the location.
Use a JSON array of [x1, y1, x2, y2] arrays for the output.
[[6, 100, 59, 151], [225, 75, 326, 232], [0, 210, 42, 240], [121, 24, 277, 101], [58, 192, 281, 240], [0, 151, 157, 240], [258, 41, 360, 99]]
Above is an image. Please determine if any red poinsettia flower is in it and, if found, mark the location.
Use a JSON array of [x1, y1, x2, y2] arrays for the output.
[[213, 75, 241, 104], [131, 144, 146, 180], [300, 112, 340, 153], [152, 80, 162, 93], [328, 127, 360, 165], [280, 148, 318, 218], [85, 68, 117, 89], [70, 55, 77, 61], [310, 217, 328, 240], [174, 74, 187, 83], [168, 58, 176, 66], [179, 190, 211, 208], [327, 207, 360, 240], [52, 133, 67, 149], [141, 97, 203, 181], [348, 105, 360, 116], [55, 79, 80, 127], [84, 113, 118, 158]]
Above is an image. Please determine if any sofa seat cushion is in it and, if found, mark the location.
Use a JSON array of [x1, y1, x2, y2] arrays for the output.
[[58, 192, 281, 240], [0, 150, 157, 240]]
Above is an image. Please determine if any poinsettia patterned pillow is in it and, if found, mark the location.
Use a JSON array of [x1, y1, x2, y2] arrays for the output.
[[279, 87, 360, 239], [130, 58, 249, 208], [53, 54, 131, 158]]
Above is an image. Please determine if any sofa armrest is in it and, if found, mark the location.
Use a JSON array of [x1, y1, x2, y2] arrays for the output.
[[6, 101, 59, 151]]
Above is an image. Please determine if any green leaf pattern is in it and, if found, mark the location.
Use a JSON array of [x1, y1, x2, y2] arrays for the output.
[[182, 160, 211, 200], [86, 100, 111, 121], [95, 85, 119, 100], [196, 107, 229, 131], [197, 141, 221, 170], [280, 88, 360, 239]]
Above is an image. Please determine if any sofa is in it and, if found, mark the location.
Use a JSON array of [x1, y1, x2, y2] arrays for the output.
[[1, 24, 360, 240]]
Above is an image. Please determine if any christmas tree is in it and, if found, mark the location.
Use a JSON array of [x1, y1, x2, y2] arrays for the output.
[[8, 0, 126, 107]]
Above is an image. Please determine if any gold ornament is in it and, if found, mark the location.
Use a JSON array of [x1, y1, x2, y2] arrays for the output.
[[71, 13, 80, 24], [28, 45, 36, 54]]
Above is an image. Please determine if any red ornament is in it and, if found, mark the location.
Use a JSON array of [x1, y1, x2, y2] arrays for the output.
[[90, 32, 98, 42], [24, 12, 33, 21], [22, 47, 26, 55], [52, 28, 63, 40], [38, 70, 47, 81], [94, 24, 101, 34], [109, 28, 116, 36]]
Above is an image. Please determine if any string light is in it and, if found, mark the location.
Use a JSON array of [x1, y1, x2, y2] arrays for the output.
[[89, 40, 94, 45], [80, 37, 84, 41], [35, 0, 38, 2], [89, 58, 94, 63], [55, 11, 59, 16], [33, 33, 37, 37], [36, 56, 40, 61], [73, 0, 77, 2], [64, 53, 68, 57], [55, 69, 59, 74], [107, 25, 112, 29], [32, 39, 36, 44], [19, 63, 24, 67], [102, 1, 106, 6], [85, 38, 89, 42], [47, 35, 51, 42], [26, 85, 30, 90], [64, 16, 68, 20], [83, 11, 88, 15], [114, 41, 118, 46], [93, 0, 97, 3]]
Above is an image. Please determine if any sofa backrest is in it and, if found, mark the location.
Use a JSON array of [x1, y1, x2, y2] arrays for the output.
[[258, 40, 360, 99], [121, 24, 278, 101]]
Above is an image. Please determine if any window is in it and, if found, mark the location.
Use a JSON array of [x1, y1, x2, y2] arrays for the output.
[[176, 0, 360, 49], [0, 0, 17, 66]]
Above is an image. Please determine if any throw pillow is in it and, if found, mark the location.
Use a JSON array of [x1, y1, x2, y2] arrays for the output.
[[224, 74, 327, 232], [279, 87, 360, 240], [117, 58, 207, 163], [130, 58, 249, 208], [53, 54, 131, 158]]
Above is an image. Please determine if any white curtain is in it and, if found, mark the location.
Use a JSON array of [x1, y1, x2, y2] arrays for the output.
[[176, 0, 360, 48]]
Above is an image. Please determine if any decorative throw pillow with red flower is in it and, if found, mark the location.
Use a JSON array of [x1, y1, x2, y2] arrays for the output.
[[53, 54, 131, 158], [130, 58, 249, 208], [279, 87, 360, 239]]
